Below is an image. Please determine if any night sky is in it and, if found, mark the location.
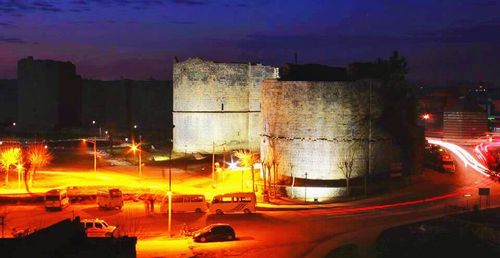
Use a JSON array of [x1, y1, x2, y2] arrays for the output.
[[1, 0, 499, 85]]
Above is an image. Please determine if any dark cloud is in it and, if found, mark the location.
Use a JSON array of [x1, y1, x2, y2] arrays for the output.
[[236, 19, 500, 54], [0, 0, 207, 15], [170, 0, 206, 6], [236, 33, 411, 52], [168, 20, 194, 25], [417, 20, 500, 44], [0, 0, 62, 14], [0, 36, 28, 44], [474, 1, 498, 6], [0, 22, 15, 27], [73, 0, 207, 8]]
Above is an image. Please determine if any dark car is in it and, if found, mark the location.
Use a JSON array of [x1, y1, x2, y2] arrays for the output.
[[192, 224, 235, 242]]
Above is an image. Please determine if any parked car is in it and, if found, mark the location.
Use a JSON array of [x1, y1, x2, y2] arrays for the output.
[[80, 218, 118, 237], [192, 224, 236, 242]]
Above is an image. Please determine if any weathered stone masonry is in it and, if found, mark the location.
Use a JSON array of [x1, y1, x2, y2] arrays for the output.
[[173, 58, 277, 153], [260, 80, 402, 200]]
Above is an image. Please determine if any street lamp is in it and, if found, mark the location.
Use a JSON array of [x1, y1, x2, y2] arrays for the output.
[[167, 191, 172, 237], [421, 113, 431, 133], [92, 120, 102, 137], [130, 142, 142, 177], [82, 138, 97, 172]]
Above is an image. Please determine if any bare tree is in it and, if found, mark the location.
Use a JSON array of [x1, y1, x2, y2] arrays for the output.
[[337, 143, 360, 196]]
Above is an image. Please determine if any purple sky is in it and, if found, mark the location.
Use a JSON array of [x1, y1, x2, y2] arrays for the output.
[[1, 0, 500, 85]]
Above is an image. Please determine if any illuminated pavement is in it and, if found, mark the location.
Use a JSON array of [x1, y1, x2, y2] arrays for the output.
[[1, 143, 499, 257]]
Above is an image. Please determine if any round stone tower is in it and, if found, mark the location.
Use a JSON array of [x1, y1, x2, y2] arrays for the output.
[[260, 80, 401, 201]]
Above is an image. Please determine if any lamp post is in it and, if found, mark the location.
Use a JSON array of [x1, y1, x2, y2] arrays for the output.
[[167, 190, 172, 237], [16, 163, 23, 190], [169, 138, 173, 192], [421, 113, 431, 134], [130, 142, 142, 177], [212, 141, 215, 187], [304, 172, 308, 204], [82, 138, 97, 172]]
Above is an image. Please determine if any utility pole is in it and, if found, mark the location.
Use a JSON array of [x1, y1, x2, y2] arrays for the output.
[[304, 172, 308, 204], [291, 165, 295, 198], [212, 141, 215, 187], [168, 139, 173, 237], [169, 139, 172, 192], [93, 137, 97, 173], [167, 191, 172, 237], [251, 164, 255, 192], [138, 145, 142, 177]]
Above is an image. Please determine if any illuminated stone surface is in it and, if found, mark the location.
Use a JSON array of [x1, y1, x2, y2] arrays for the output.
[[261, 80, 401, 199], [173, 58, 277, 153]]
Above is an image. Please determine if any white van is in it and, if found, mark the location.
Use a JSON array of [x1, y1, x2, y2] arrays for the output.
[[44, 189, 70, 211], [97, 188, 124, 210], [210, 192, 256, 215], [160, 194, 208, 213]]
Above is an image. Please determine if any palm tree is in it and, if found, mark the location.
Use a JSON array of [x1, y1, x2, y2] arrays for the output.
[[24, 144, 52, 192], [0, 147, 22, 185]]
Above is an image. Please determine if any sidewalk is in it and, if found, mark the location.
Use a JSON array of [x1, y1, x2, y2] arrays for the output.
[[256, 170, 493, 212]]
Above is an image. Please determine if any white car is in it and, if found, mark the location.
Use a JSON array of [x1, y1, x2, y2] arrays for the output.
[[80, 218, 117, 237]]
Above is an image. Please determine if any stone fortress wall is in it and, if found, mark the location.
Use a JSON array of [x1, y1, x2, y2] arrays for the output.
[[260, 80, 401, 200], [173, 58, 277, 153]]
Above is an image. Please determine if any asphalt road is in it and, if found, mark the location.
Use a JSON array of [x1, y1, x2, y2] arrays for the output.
[[1, 141, 499, 257]]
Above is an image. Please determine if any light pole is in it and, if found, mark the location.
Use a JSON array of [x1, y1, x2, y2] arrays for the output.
[[421, 113, 431, 134], [130, 142, 142, 177], [169, 138, 173, 192], [168, 139, 173, 237], [82, 138, 97, 172], [16, 163, 23, 190], [167, 190, 172, 237], [212, 141, 215, 187], [304, 172, 308, 204]]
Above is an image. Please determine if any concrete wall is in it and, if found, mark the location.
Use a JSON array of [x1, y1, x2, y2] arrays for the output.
[[173, 58, 277, 153], [261, 80, 401, 199]]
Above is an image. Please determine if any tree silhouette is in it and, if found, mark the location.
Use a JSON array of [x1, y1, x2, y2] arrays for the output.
[[0, 147, 22, 185], [24, 144, 52, 192]]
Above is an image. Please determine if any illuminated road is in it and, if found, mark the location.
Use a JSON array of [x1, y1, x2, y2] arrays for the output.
[[2, 164, 498, 258], [1, 141, 499, 257]]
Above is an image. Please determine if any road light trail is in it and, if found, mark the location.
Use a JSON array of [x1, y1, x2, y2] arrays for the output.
[[427, 138, 490, 177], [301, 193, 461, 216]]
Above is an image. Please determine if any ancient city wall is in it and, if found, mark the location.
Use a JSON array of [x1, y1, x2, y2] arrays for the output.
[[261, 80, 401, 199], [173, 58, 276, 153]]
